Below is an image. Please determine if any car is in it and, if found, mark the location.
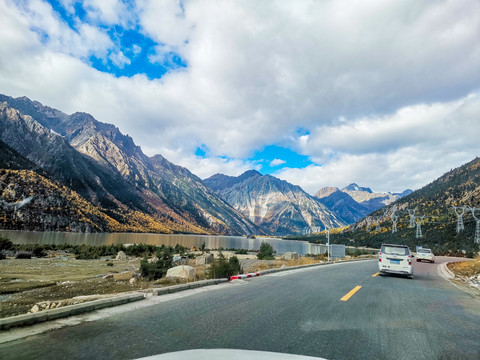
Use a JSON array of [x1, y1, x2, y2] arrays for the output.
[[416, 248, 435, 263], [378, 244, 414, 278]]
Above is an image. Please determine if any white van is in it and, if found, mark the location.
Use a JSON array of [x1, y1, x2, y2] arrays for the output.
[[378, 244, 414, 278]]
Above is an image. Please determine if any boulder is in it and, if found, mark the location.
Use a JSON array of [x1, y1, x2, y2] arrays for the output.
[[166, 265, 196, 281], [196, 253, 214, 265], [129, 277, 138, 284], [115, 251, 127, 260], [282, 252, 299, 260], [30, 304, 40, 313]]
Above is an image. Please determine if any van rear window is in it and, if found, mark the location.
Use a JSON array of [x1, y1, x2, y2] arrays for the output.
[[381, 246, 408, 256]]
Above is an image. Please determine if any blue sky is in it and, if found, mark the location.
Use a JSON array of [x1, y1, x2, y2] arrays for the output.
[[1, 0, 479, 193]]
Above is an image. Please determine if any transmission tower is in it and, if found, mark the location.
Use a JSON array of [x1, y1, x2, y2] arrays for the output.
[[407, 209, 416, 228], [391, 214, 399, 233], [416, 216, 425, 239], [471, 208, 480, 244], [453, 206, 466, 233], [375, 216, 381, 231]]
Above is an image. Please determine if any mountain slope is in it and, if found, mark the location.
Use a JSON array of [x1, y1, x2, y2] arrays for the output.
[[0, 95, 259, 235], [316, 190, 370, 224], [329, 157, 480, 255], [0, 169, 172, 233], [204, 170, 345, 235]]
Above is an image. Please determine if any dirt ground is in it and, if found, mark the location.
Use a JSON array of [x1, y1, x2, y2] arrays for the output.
[[0, 251, 335, 318], [0, 254, 155, 318]]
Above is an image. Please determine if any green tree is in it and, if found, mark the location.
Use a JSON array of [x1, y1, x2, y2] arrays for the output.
[[257, 241, 275, 260]]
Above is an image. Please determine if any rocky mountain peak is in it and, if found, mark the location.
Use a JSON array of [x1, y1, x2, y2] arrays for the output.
[[314, 187, 340, 199], [343, 183, 373, 193]]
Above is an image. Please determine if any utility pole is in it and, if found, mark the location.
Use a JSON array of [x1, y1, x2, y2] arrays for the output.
[[326, 228, 330, 262]]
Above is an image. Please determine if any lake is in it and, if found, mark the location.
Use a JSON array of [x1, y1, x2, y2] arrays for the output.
[[0, 230, 316, 255]]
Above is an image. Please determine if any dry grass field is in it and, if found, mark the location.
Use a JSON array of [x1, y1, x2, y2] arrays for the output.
[[447, 257, 480, 278]]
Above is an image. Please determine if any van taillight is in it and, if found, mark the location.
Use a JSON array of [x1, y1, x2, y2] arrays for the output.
[[379, 252, 382, 262]]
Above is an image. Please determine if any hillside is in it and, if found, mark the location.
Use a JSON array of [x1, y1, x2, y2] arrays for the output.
[[296, 157, 480, 256], [204, 170, 345, 235], [0, 95, 260, 235], [0, 169, 172, 233], [316, 190, 370, 224]]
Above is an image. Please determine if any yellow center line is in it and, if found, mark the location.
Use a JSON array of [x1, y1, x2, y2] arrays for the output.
[[340, 285, 362, 301], [372, 272, 379, 277]]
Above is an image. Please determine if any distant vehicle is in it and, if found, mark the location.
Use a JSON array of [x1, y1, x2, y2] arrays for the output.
[[378, 244, 414, 278], [416, 248, 435, 263]]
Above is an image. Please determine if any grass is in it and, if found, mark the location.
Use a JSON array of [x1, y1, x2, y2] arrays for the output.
[[0, 255, 148, 318]]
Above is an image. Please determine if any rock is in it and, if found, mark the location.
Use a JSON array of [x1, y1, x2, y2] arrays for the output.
[[50, 302, 57, 309], [147, 256, 158, 263], [196, 253, 214, 265], [129, 277, 137, 284], [103, 273, 114, 279], [115, 251, 126, 260], [166, 265, 196, 281], [30, 304, 40, 313], [281, 264, 287, 268], [282, 252, 299, 260]]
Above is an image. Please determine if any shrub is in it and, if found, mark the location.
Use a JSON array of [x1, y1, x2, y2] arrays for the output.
[[106, 262, 114, 267], [140, 247, 174, 280], [33, 246, 47, 258], [209, 254, 242, 279], [234, 249, 248, 255], [0, 251, 5, 260], [0, 236, 14, 251], [257, 242, 275, 260]]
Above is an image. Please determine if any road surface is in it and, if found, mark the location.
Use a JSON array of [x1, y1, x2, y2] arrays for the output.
[[0, 257, 479, 359]]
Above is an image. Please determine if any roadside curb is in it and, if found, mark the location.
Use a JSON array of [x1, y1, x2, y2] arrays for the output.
[[0, 292, 145, 331], [148, 278, 229, 296], [1, 279, 230, 331], [230, 272, 260, 280], [438, 262, 455, 279], [259, 257, 373, 276]]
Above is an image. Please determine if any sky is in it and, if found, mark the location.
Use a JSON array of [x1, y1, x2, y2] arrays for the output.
[[0, 0, 479, 194]]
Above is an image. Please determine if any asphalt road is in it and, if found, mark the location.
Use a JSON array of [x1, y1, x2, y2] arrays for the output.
[[1, 257, 479, 360]]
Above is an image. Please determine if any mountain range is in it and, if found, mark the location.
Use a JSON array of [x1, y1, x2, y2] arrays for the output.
[[315, 183, 413, 214], [0, 95, 258, 235], [0, 94, 413, 236], [204, 170, 345, 235]]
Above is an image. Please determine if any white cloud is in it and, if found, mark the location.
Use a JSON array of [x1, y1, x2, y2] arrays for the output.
[[83, 0, 133, 26], [277, 93, 480, 193], [109, 50, 131, 68], [0, 0, 479, 193], [270, 159, 286, 167]]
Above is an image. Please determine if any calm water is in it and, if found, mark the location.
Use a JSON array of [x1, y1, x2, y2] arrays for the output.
[[0, 230, 314, 255]]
